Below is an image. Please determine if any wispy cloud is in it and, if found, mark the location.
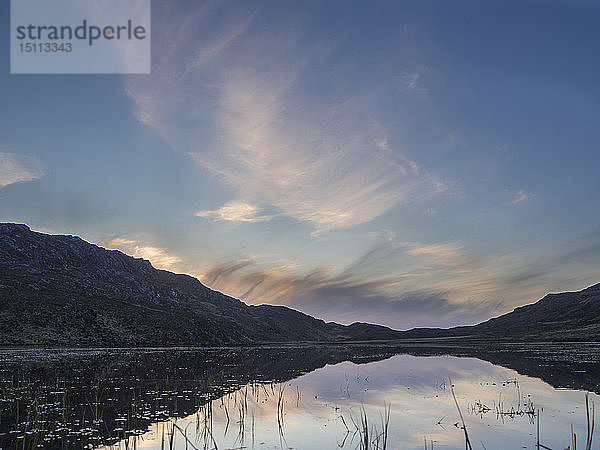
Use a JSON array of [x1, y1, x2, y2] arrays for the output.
[[512, 189, 535, 204], [193, 233, 600, 328], [101, 237, 182, 271], [196, 201, 276, 223], [401, 72, 427, 93], [125, 3, 444, 233], [95, 227, 600, 329], [196, 241, 495, 326], [0, 151, 44, 188], [196, 251, 497, 329], [403, 242, 465, 268], [376, 139, 420, 175]]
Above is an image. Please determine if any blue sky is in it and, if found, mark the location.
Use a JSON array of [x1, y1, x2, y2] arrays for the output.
[[1, 0, 599, 329]]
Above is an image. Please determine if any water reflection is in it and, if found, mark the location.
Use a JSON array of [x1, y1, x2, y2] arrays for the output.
[[0, 343, 597, 449]]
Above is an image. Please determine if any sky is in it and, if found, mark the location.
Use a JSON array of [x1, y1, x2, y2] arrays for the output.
[[1, 0, 600, 329]]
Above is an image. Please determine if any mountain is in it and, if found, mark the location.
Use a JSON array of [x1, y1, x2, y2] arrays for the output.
[[403, 283, 600, 341], [1, 223, 598, 347], [0, 223, 402, 346]]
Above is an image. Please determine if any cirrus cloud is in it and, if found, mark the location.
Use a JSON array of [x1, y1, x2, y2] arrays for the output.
[[100, 237, 182, 272], [196, 201, 277, 223], [0, 151, 44, 188], [512, 189, 535, 204], [125, 2, 445, 233]]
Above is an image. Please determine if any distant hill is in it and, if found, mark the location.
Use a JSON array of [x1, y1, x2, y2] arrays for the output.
[[0, 223, 401, 346], [0, 223, 598, 346], [403, 283, 600, 341]]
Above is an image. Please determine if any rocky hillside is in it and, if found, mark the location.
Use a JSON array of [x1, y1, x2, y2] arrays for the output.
[[1, 223, 598, 346], [405, 283, 600, 341], [469, 283, 600, 339], [0, 223, 402, 346]]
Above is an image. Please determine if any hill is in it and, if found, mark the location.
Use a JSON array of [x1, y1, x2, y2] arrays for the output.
[[1, 223, 598, 346], [0, 223, 402, 346], [404, 283, 600, 341]]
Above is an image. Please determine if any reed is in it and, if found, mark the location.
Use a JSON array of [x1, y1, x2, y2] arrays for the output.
[[379, 403, 390, 450], [351, 403, 390, 450], [449, 378, 473, 450], [585, 392, 595, 450]]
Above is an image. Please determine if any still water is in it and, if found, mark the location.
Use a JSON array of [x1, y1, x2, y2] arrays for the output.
[[0, 343, 598, 449]]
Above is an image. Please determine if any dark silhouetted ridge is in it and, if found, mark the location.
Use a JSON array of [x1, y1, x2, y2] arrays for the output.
[[1, 223, 598, 346], [0, 223, 401, 346], [402, 283, 600, 341]]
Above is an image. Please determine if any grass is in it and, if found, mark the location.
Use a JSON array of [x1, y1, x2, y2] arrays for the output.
[[348, 403, 391, 450], [449, 378, 473, 450], [451, 379, 595, 450], [585, 392, 595, 450], [470, 379, 536, 423], [532, 392, 595, 450]]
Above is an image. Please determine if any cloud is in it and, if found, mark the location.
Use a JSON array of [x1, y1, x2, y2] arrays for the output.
[[196, 252, 497, 329], [196, 201, 276, 223], [195, 235, 600, 328], [0, 151, 44, 188], [125, 2, 445, 233], [195, 241, 504, 328], [512, 189, 535, 204], [93, 228, 599, 329], [403, 242, 465, 268], [401, 72, 427, 93], [101, 237, 182, 271], [376, 139, 420, 175]]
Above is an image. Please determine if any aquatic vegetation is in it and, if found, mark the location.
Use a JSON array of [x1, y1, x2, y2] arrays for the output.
[[0, 345, 599, 449], [450, 378, 473, 450], [455, 380, 595, 450]]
